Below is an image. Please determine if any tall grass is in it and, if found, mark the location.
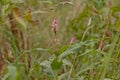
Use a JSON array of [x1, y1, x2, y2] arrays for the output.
[[0, 0, 120, 80]]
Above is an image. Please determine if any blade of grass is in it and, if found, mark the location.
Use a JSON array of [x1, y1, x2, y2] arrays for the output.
[[100, 32, 119, 80]]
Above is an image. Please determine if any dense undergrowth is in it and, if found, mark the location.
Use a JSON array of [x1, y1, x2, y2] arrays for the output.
[[0, 0, 120, 80]]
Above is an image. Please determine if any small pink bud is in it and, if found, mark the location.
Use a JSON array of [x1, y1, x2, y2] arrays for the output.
[[70, 37, 76, 44], [52, 18, 58, 34]]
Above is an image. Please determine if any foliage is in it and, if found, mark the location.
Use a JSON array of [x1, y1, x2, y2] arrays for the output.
[[0, 0, 120, 80]]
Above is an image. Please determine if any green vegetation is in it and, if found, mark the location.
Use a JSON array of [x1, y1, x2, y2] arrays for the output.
[[0, 0, 120, 80]]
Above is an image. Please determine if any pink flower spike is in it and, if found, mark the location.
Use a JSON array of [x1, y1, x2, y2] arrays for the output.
[[70, 37, 76, 44], [52, 18, 58, 34]]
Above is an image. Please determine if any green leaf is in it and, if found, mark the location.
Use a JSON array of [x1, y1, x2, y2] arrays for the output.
[[111, 6, 120, 13], [40, 60, 54, 76], [7, 65, 17, 80], [58, 42, 84, 60], [58, 45, 68, 55], [76, 62, 100, 76], [115, 19, 120, 30], [51, 58, 62, 70], [62, 59, 72, 66]]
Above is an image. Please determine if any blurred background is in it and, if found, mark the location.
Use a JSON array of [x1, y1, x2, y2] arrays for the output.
[[0, 0, 120, 49]]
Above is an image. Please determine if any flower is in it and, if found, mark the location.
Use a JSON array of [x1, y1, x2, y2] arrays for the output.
[[70, 37, 76, 44], [52, 18, 58, 34]]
